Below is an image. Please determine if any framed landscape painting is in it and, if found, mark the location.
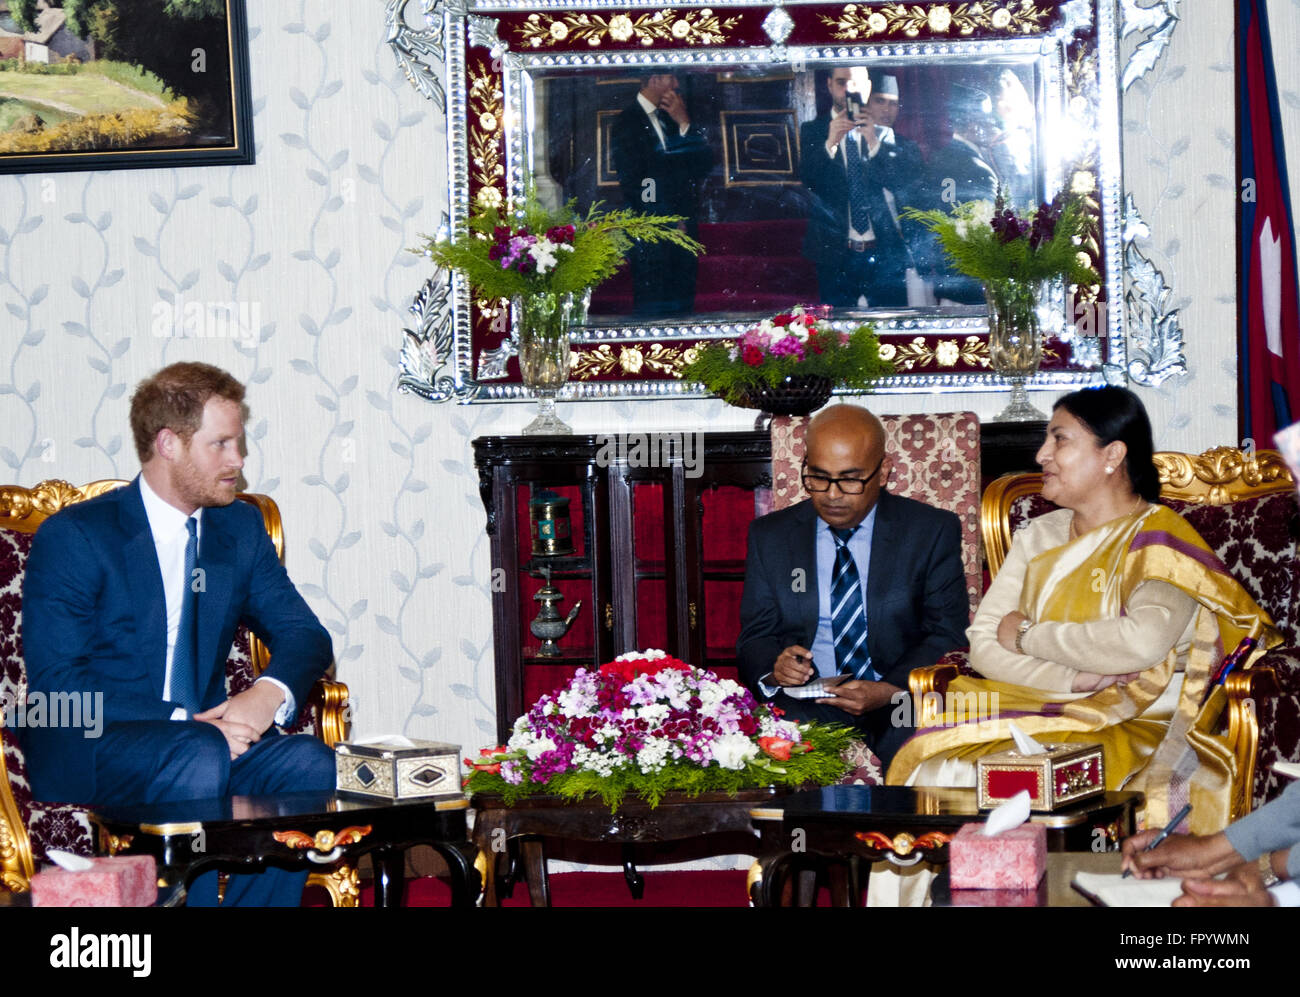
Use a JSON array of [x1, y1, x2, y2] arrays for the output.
[[0, 0, 253, 173]]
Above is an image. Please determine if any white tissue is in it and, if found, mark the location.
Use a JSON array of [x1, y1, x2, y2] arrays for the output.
[[981, 789, 1031, 837], [1009, 722, 1047, 756], [351, 735, 417, 748], [46, 849, 94, 872]]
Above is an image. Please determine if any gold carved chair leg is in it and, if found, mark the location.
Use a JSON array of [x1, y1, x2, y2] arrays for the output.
[[308, 865, 361, 908]]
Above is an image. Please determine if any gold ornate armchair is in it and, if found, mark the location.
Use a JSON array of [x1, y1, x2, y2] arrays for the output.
[[911, 447, 1300, 820], [0, 479, 352, 900]]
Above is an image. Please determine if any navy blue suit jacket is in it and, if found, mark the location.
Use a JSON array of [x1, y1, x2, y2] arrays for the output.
[[736, 491, 967, 719], [19, 477, 332, 803]]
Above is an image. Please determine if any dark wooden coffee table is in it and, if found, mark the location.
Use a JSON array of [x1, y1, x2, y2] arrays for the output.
[[90, 791, 477, 907], [472, 787, 786, 907], [750, 785, 1140, 906]]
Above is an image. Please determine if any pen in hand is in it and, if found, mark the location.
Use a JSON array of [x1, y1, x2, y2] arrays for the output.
[[1122, 803, 1192, 878]]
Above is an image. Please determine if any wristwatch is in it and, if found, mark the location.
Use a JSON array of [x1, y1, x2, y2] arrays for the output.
[[1014, 618, 1034, 655], [1259, 853, 1281, 888]]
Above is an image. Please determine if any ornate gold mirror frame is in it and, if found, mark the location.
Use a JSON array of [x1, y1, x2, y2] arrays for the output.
[[386, 0, 1185, 404]]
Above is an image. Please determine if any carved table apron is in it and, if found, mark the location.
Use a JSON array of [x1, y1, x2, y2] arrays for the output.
[[471, 786, 788, 906], [91, 790, 476, 907]]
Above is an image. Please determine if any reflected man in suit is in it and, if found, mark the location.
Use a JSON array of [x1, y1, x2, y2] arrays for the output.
[[736, 406, 968, 766], [800, 68, 915, 309], [926, 84, 1002, 305], [610, 72, 712, 316], [20, 362, 336, 906]]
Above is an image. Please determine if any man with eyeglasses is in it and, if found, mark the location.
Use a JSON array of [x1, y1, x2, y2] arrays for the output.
[[736, 405, 967, 765]]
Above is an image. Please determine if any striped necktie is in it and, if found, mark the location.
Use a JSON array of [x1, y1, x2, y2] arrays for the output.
[[171, 516, 201, 714], [831, 526, 877, 680], [843, 134, 873, 234]]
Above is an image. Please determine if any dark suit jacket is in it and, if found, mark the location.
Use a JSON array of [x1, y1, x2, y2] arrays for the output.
[[736, 491, 967, 720], [20, 477, 332, 802], [799, 113, 916, 270], [922, 136, 1002, 303], [609, 99, 711, 226]]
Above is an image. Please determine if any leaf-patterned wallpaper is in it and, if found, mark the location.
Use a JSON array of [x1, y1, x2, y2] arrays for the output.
[[1, 1, 1298, 758]]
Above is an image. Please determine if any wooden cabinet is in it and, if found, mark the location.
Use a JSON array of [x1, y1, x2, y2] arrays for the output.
[[473, 432, 771, 742]]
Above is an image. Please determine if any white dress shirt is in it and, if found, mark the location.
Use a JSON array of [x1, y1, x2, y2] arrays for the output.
[[758, 504, 879, 696], [139, 475, 294, 724], [636, 92, 689, 148]]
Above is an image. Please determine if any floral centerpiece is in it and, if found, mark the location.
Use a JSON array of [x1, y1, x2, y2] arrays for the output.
[[418, 187, 701, 434], [678, 306, 893, 419], [903, 193, 1099, 421], [464, 650, 853, 810]]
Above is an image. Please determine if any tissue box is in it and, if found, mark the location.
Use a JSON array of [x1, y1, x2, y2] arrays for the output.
[[335, 738, 461, 801], [30, 855, 157, 907], [976, 742, 1104, 812], [949, 822, 1046, 890]]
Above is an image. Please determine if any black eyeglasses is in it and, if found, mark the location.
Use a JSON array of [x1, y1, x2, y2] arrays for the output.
[[801, 458, 884, 495]]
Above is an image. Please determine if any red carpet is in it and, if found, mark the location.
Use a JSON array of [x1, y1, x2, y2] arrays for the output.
[[307, 870, 751, 907]]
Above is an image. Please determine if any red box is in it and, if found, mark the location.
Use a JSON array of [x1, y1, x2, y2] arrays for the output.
[[949, 822, 1046, 890], [30, 855, 157, 907], [976, 742, 1105, 811]]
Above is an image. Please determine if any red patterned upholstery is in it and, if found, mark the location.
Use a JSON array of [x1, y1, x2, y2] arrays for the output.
[[770, 411, 983, 619]]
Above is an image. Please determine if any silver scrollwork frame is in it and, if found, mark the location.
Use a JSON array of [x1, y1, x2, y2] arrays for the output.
[[388, 0, 1185, 403]]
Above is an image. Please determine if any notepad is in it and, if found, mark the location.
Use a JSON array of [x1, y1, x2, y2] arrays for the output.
[[1072, 871, 1186, 907]]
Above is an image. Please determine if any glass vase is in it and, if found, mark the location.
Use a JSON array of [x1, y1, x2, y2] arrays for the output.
[[514, 291, 575, 435], [985, 280, 1047, 423]]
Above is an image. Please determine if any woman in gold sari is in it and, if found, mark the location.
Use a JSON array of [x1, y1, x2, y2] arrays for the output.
[[887, 387, 1279, 833]]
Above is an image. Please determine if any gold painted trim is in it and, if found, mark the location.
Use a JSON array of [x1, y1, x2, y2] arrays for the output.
[[273, 826, 372, 852], [514, 8, 741, 49], [139, 821, 204, 836], [1225, 667, 1273, 820], [435, 797, 470, 812], [307, 865, 360, 907], [820, 2, 1053, 41], [749, 806, 785, 821], [909, 662, 958, 725]]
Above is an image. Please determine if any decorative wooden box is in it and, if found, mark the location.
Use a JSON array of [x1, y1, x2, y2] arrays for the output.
[[335, 738, 462, 801], [976, 743, 1104, 811]]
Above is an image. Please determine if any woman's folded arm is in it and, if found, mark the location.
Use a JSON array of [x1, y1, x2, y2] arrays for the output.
[[1019, 579, 1197, 674]]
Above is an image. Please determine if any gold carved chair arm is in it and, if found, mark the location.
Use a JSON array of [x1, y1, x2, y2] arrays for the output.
[[309, 678, 351, 748], [909, 655, 963, 727], [1224, 666, 1278, 822]]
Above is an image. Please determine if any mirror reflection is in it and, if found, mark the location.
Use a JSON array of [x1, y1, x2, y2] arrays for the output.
[[530, 60, 1044, 321]]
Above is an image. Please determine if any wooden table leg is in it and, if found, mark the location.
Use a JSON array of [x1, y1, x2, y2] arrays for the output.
[[521, 837, 550, 907]]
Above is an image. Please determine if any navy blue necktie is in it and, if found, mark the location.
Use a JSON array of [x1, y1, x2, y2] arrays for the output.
[[831, 526, 877, 680], [171, 516, 201, 714], [843, 134, 873, 234]]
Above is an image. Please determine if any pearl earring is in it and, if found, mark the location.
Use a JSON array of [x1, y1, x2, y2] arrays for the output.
[[1105, 466, 1113, 474]]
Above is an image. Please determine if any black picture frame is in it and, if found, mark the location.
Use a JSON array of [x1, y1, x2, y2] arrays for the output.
[[0, 0, 254, 175]]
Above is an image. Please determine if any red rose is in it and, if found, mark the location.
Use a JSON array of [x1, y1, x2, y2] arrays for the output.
[[759, 736, 794, 761], [772, 313, 794, 327], [742, 344, 765, 367]]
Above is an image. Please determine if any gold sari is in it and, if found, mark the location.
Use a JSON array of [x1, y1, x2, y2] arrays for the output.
[[886, 505, 1280, 833]]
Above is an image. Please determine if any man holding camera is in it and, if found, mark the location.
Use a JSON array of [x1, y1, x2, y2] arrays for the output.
[[799, 68, 915, 309]]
